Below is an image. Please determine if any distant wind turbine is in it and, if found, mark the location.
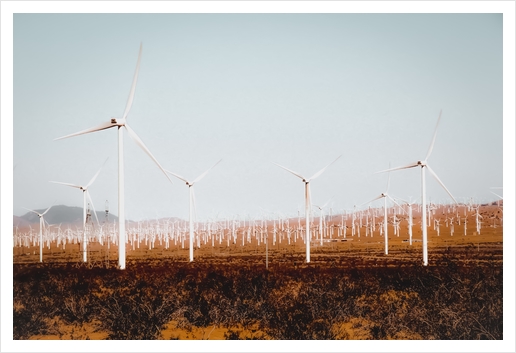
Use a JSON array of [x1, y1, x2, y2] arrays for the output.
[[314, 198, 333, 246], [377, 110, 457, 266], [361, 166, 404, 255], [398, 197, 417, 245], [274, 155, 341, 263], [165, 159, 222, 262], [50, 158, 108, 262], [22, 203, 54, 263], [54, 44, 171, 270]]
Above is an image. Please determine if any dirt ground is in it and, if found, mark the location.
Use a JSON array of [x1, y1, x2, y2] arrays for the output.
[[12, 204, 504, 340]]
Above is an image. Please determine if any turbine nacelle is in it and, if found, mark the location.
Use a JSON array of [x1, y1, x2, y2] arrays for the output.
[[110, 118, 126, 126]]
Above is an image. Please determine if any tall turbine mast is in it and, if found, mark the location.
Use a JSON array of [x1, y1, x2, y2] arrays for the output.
[[22, 203, 54, 263], [361, 166, 405, 255], [165, 159, 222, 262], [50, 158, 107, 262], [274, 155, 341, 263], [54, 44, 172, 270], [377, 110, 457, 266]]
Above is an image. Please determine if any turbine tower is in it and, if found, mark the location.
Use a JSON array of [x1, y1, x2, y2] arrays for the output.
[[50, 158, 107, 262], [55, 44, 172, 270], [165, 160, 222, 262], [378, 110, 457, 266], [313, 198, 332, 246], [361, 167, 404, 255], [274, 155, 341, 263], [22, 204, 54, 263]]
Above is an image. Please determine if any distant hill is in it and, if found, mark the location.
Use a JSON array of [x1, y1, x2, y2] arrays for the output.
[[13, 216, 31, 228], [17, 205, 118, 226]]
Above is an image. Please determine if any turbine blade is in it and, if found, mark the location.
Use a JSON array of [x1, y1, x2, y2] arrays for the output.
[[321, 197, 334, 210], [360, 194, 384, 208], [122, 43, 142, 120], [490, 191, 503, 199], [124, 123, 173, 184], [425, 109, 442, 161], [22, 207, 40, 216], [308, 155, 341, 181], [426, 164, 458, 204], [387, 195, 407, 214], [397, 197, 409, 204], [41, 203, 54, 216], [192, 159, 222, 184], [273, 162, 305, 181], [87, 191, 100, 226], [165, 169, 189, 184], [49, 181, 82, 189], [376, 162, 419, 174], [86, 157, 109, 188], [54, 121, 115, 141]]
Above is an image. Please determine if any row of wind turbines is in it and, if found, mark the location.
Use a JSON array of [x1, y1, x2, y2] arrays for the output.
[[16, 199, 501, 267], [22, 44, 483, 269]]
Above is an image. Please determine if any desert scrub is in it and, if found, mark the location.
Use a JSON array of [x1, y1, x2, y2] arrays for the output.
[[13, 259, 502, 340]]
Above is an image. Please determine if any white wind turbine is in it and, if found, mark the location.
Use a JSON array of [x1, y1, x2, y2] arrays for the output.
[[398, 197, 417, 245], [377, 110, 457, 266], [55, 44, 171, 270], [50, 158, 107, 262], [361, 167, 404, 255], [165, 159, 222, 262], [314, 198, 333, 246], [22, 204, 54, 263], [274, 155, 341, 263]]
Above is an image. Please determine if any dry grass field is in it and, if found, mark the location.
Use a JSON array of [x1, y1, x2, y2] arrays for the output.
[[13, 204, 503, 340]]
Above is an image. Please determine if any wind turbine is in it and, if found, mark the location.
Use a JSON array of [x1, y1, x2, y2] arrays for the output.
[[398, 197, 417, 245], [22, 204, 54, 263], [274, 155, 341, 263], [377, 110, 457, 266], [314, 198, 333, 246], [50, 158, 107, 262], [54, 44, 171, 270], [361, 166, 404, 255], [165, 159, 222, 262]]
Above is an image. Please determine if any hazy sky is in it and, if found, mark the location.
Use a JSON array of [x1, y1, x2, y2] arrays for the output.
[[9, 11, 507, 222]]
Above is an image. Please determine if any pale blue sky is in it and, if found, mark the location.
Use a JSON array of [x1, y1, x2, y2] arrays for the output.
[[11, 12, 504, 221]]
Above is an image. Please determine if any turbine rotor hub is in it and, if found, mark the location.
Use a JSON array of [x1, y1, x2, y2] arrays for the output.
[[110, 118, 125, 126]]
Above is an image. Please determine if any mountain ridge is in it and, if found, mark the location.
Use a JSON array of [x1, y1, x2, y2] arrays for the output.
[[16, 205, 119, 226]]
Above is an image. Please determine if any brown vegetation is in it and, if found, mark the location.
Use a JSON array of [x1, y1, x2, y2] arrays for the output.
[[13, 246, 502, 340]]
